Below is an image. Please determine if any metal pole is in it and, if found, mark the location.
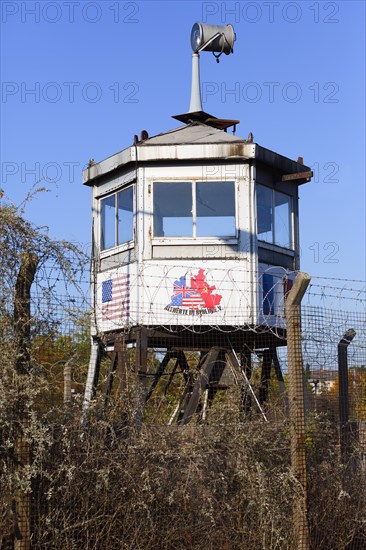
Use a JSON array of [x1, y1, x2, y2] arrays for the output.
[[82, 338, 102, 414], [285, 272, 311, 550], [189, 53, 203, 112], [338, 329, 356, 462]]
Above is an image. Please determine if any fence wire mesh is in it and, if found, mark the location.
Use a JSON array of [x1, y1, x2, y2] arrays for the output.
[[1, 267, 366, 549]]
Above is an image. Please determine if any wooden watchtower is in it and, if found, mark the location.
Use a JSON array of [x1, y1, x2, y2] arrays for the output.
[[82, 23, 312, 423]]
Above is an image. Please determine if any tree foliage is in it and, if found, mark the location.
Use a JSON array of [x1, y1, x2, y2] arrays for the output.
[[0, 197, 88, 546]]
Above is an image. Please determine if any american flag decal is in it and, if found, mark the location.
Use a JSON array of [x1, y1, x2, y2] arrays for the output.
[[101, 275, 130, 321], [182, 294, 206, 309]]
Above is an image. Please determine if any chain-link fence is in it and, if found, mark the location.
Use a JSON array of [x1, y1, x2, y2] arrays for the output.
[[1, 263, 366, 549]]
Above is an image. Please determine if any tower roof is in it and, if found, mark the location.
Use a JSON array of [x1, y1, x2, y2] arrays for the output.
[[139, 122, 246, 146], [83, 122, 311, 186]]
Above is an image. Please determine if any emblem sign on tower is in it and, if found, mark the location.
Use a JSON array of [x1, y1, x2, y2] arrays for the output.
[[165, 269, 223, 316]]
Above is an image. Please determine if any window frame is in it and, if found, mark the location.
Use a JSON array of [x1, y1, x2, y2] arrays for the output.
[[99, 184, 135, 254], [256, 184, 294, 250], [152, 179, 238, 243]]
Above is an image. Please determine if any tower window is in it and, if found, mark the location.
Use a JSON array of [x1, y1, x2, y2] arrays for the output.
[[153, 181, 236, 238], [100, 185, 134, 250], [257, 184, 293, 249]]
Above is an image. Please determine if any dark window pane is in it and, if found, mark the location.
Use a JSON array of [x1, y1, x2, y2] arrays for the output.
[[101, 195, 115, 250], [257, 185, 273, 243], [153, 182, 192, 237], [263, 273, 274, 315], [274, 191, 291, 248], [117, 187, 134, 244], [196, 181, 235, 237]]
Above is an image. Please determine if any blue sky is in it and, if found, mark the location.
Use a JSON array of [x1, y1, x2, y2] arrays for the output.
[[1, 0, 365, 280]]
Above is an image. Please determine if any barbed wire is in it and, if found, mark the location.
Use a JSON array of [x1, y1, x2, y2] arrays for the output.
[[4, 260, 366, 381]]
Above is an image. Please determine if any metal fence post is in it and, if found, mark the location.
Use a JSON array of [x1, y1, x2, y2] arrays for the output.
[[338, 329, 356, 463], [285, 272, 311, 550]]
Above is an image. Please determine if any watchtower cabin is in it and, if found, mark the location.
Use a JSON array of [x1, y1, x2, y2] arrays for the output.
[[82, 23, 312, 423]]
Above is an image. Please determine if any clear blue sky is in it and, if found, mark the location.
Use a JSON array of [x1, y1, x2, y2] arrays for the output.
[[1, 0, 365, 280]]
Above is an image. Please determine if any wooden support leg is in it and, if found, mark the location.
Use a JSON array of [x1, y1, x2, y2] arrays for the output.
[[115, 334, 128, 398], [240, 348, 252, 415], [163, 357, 179, 396], [197, 350, 227, 423], [104, 336, 129, 408], [135, 328, 148, 428], [205, 350, 227, 411], [179, 347, 221, 426], [259, 348, 272, 404], [103, 351, 118, 406], [114, 334, 130, 427], [169, 351, 191, 422], [271, 346, 289, 411], [177, 350, 189, 383], [168, 371, 194, 425], [226, 348, 268, 422], [145, 351, 173, 402]]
